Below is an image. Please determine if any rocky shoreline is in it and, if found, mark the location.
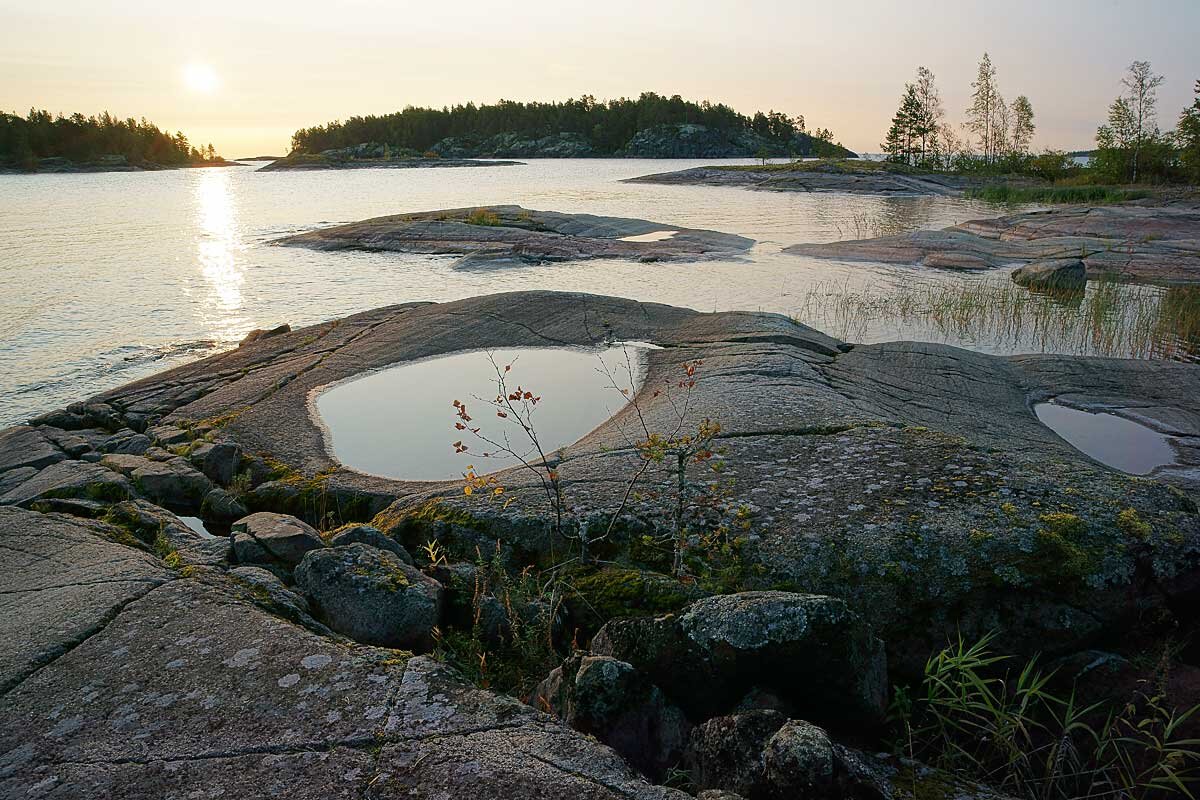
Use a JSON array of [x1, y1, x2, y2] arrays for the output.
[[259, 154, 523, 171], [2, 291, 1199, 797], [784, 200, 1200, 283], [0, 157, 246, 175], [624, 160, 994, 196]]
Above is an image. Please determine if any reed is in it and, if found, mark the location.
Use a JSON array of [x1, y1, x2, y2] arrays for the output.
[[793, 274, 1200, 361]]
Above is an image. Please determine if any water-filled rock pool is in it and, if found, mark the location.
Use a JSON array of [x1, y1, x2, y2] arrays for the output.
[[315, 344, 650, 481]]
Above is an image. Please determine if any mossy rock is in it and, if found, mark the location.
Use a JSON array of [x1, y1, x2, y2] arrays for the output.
[[565, 567, 706, 639]]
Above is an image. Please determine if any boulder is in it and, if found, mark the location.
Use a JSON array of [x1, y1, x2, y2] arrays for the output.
[[328, 523, 413, 563], [102, 453, 213, 510], [592, 592, 888, 729], [533, 653, 690, 781], [201, 487, 248, 522], [1011, 258, 1088, 290], [230, 512, 325, 571], [98, 428, 153, 455], [294, 543, 443, 649], [0, 426, 64, 472], [228, 565, 318, 626], [689, 713, 889, 800], [688, 710, 788, 797], [0, 460, 133, 508], [196, 441, 242, 484], [37, 426, 95, 458]]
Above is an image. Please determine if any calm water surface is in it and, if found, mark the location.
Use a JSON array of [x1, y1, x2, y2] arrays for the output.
[[317, 345, 646, 481], [0, 158, 1055, 426]]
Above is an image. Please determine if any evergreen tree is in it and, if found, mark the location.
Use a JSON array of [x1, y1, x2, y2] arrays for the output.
[[882, 84, 921, 165], [1178, 80, 1200, 183]]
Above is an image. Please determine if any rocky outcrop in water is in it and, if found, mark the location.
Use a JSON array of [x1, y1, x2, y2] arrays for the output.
[[786, 201, 1200, 283], [625, 159, 981, 195], [273, 205, 755, 265]]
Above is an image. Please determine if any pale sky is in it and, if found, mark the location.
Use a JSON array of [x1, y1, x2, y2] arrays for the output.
[[1, 0, 1197, 157]]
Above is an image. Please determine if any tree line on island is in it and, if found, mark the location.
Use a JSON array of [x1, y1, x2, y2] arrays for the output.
[[287, 92, 848, 159], [882, 54, 1200, 184], [0, 110, 221, 171]]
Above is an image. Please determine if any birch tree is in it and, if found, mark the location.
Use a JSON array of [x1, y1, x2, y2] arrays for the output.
[[1010, 95, 1035, 157], [966, 53, 1000, 163]]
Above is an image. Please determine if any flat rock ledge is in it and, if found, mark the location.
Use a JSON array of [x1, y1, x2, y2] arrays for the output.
[[3, 290, 1200, 796], [272, 205, 754, 266], [623, 161, 984, 196], [784, 201, 1200, 284]]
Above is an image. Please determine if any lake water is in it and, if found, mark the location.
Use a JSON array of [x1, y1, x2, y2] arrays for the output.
[[316, 345, 646, 481], [0, 158, 1175, 427]]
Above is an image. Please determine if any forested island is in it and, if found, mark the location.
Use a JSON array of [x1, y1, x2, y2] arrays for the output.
[[283, 92, 854, 162], [0, 109, 229, 172]]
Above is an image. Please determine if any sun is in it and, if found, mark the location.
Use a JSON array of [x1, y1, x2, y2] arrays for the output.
[[183, 63, 219, 94]]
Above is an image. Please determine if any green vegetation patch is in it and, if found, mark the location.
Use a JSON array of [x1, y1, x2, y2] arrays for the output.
[[965, 184, 1150, 204]]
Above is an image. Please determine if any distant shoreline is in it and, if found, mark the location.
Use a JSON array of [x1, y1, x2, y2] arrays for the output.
[[0, 158, 249, 175]]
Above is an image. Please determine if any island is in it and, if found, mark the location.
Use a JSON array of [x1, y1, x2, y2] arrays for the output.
[[0, 108, 236, 173], [282, 92, 856, 161]]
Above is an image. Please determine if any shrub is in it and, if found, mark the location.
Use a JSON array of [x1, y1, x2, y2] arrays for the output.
[[892, 633, 1200, 800]]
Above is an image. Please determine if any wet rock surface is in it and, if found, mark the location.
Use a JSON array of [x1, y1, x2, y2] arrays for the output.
[[785, 201, 1200, 284], [273, 205, 754, 266]]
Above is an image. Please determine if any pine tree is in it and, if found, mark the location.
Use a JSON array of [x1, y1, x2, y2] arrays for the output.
[[882, 84, 921, 164], [1179, 80, 1200, 183]]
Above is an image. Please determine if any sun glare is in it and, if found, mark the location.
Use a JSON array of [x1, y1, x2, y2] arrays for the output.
[[183, 62, 219, 93]]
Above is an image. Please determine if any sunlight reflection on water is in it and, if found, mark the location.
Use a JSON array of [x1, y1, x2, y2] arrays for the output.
[[193, 170, 247, 335]]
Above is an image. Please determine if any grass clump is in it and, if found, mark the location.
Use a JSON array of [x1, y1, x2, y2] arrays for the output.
[[966, 185, 1151, 204], [464, 208, 502, 226], [892, 633, 1200, 800]]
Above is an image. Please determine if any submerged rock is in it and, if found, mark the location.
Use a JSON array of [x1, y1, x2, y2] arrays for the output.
[[294, 543, 443, 649]]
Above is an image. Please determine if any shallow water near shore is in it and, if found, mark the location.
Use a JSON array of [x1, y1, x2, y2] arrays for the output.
[[0, 158, 1189, 427], [316, 345, 646, 481]]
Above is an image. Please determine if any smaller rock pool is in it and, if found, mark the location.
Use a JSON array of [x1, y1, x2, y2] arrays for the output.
[[315, 345, 651, 481], [1034, 401, 1176, 475]]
